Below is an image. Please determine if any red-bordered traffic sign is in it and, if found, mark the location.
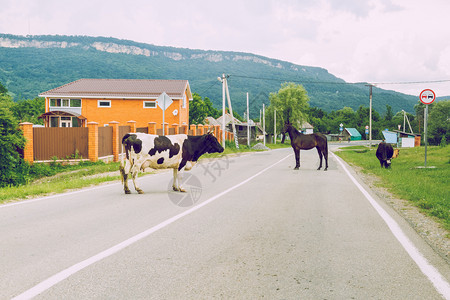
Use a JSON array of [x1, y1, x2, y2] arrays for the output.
[[419, 89, 436, 105]]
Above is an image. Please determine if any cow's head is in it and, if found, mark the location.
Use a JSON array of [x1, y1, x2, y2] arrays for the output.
[[204, 132, 224, 154], [385, 159, 392, 168], [392, 148, 400, 158]]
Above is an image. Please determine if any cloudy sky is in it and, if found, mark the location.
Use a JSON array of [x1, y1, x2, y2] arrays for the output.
[[1, 0, 450, 96]]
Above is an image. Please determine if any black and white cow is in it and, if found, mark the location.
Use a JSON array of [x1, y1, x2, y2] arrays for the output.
[[120, 132, 224, 194], [376, 141, 399, 168]]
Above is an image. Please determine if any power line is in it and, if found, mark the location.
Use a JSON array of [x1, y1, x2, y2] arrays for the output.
[[229, 74, 450, 86], [370, 79, 450, 85]]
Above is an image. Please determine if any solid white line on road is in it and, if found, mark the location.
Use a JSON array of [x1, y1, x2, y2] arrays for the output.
[[12, 154, 292, 300], [331, 152, 450, 300]]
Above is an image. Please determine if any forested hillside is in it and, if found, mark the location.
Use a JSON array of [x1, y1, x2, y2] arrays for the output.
[[0, 34, 419, 117]]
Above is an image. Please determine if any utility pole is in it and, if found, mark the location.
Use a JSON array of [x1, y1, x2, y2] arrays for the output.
[[365, 84, 374, 147], [274, 109, 276, 144], [224, 77, 239, 149], [218, 74, 226, 148], [247, 92, 250, 147], [263, 104, 266, 146]]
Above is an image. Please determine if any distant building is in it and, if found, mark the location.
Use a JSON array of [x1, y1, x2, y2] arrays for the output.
[[206, 113, 261, 144], [343, 128, 362, 141]]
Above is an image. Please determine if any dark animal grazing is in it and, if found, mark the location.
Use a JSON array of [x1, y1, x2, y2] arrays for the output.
[[120, 131, 224, 194], [376, 142, 399, 168], [283, 122, 328, 171]]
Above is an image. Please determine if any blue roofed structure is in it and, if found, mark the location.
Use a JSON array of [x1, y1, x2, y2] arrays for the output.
[[343, 128, 362, 141]]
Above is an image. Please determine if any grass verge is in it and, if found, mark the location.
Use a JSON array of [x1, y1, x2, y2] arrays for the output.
[[335, 145, 449, 231]]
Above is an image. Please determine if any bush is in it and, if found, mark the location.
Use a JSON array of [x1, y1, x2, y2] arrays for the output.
[[0, 95, 28, 187]]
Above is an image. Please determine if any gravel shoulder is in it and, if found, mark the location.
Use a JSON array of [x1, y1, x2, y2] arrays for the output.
[[350, 164, 449, 264]]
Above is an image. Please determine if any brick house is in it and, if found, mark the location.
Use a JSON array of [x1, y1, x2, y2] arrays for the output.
[[39, 79, 192, 128]]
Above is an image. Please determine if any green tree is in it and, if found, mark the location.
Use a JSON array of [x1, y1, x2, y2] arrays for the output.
[[189, 93, 220, 124], [384, 104, 393, 121], [0, 81, 8, 95], [267, 82, 310, 135], [427, 100, 449, 145], [0, 93, 29, 187], [11, 97, 45, 124]]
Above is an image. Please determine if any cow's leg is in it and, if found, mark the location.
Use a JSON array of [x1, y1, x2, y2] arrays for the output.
[[121, 160, 131, 194], [294, 148, 300, 170], [130, 165, 144, 194], [172, 169, 180, 191], [316, 147, 323, 170], [324, 152, 328, 171], [172, 169, 186, 192]]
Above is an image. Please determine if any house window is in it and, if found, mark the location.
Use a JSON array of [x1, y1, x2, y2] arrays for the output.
[[50, 116, 59, 127], [182, 95, 187, 108], [50, 99, 61, 107], [70, 99, 81, 107], [98, 100, 111, 107], [143, 100, 156, 108], [50, 98, 81, 107]]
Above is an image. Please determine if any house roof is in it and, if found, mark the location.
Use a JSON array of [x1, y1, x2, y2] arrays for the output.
[[345, 128, 362, 137], [301, 121, 314, 129], [39, 79, 192, 100], [216, 113, 242, 125], [205, 116, 220, 126]]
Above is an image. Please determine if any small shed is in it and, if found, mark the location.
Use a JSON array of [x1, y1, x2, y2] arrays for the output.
[[343, 128, 362, 141], [382, 130, 398, 144], [394, 130, 421, 147], [301, 121, 314, 134]]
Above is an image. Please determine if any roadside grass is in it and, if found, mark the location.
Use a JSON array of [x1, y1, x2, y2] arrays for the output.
[[335, 145, 450, 231], [0, 161, 122, 204], [1, 141, 290, 204]]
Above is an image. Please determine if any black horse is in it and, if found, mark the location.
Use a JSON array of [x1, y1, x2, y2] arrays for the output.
[[283, 122, 328, 171]]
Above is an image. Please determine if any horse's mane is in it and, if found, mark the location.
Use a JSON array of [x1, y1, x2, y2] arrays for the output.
[[285, 124, 302, 139]]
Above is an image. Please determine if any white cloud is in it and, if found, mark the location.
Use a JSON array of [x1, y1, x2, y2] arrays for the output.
[[0, 0, 449, 96]]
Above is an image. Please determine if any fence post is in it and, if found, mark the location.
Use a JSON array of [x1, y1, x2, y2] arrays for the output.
[[127, 120, 136, 133], [109, 121, 119, 162], [88, 122, 99, 162], [181, 124, 188, 135], [172, 124, 179, 135], [19, 122, 34, 164], [161, 123, 169, 135], [197, 124, 204, 135], [214, 125, 221, 142], [148, 122, 156, 134], [190, 124, 197, 136]]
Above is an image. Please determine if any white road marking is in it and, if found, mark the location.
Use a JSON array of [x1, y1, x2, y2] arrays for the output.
[[331, 152, 450, 300], [12, 154, 292, 299]]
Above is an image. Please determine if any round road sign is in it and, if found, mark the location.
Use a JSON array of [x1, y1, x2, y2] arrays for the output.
[[419, 89, 436, 105]]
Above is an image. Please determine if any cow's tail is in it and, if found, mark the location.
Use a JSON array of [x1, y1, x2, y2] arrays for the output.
[[119, 142, 126, 183], [120, 136, 130, 184]]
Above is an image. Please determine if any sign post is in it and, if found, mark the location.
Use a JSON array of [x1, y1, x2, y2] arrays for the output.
[[156, 92, 173, 135], [419, 89, 435, 167]]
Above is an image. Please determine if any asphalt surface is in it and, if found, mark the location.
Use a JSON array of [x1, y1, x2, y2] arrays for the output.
[[1, 146, 449, 299]]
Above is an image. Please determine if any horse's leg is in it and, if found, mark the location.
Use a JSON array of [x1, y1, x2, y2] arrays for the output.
[[294, 148, 300, 170], [316, 147, 323, 170]]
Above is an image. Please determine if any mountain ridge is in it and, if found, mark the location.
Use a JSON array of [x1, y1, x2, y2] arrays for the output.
[[0, 33, 419, 117]]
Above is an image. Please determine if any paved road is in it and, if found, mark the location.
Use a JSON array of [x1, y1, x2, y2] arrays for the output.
[[1, 147, 449, 299]]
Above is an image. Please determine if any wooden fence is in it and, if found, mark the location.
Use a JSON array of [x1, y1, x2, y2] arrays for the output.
[[19, 122, 230, 163]]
